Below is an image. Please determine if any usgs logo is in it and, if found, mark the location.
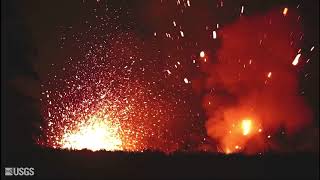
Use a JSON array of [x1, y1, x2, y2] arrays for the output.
[[4, 167, 35, 176]]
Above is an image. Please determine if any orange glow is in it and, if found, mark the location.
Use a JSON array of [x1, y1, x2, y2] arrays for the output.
[[203, 9, 313, 155], [207, 114, 263, 154], [241, 119, 252, 136], [60, 113, 123, 151]]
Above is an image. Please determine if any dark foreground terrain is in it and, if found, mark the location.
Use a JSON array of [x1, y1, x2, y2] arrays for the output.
[[2, 146, 319, 180]]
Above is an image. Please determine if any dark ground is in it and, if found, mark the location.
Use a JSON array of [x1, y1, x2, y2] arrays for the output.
[[3, 146, 319, 180]]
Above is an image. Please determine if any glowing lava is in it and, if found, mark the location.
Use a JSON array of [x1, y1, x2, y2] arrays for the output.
[[241, 119, 252, 136], [60, 114, 123, 151], [215, 117, 261, 154]]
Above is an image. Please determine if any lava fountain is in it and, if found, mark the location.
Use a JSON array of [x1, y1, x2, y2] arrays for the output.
[[241, 119, 252, 136], [60, 108, 123, 151], [36, 6, 189, 153]]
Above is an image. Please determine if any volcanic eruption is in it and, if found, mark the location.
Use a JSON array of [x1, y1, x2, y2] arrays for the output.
[[201, 8, 313, 154], [36, 1, 317, 155]]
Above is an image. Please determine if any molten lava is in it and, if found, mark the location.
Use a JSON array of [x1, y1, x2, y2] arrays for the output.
[[60, 114, 123, 151], [241, 119, 252, 136], [206, 114, 262, 154], [36, 2, 315, 155]]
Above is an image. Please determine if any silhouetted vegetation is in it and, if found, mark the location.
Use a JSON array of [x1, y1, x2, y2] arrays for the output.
[[5, 146, 319, 180]]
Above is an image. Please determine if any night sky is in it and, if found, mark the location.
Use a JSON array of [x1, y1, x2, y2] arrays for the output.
[[3, 0, 319, 156]]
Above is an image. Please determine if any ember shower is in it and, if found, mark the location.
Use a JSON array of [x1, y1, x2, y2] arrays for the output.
[[37, 0, 317, 154], [37, 4, 196, 153]]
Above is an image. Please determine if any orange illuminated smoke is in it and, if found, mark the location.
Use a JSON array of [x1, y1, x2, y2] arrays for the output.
[[219, 118, 259, 154], [241, 119, 252, 136]]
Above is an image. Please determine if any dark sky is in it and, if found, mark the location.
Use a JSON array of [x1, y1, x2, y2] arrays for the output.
[[3, 0, 319, 155]]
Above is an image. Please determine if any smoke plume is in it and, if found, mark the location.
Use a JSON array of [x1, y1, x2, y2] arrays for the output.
[[200, 9, 313, 154]]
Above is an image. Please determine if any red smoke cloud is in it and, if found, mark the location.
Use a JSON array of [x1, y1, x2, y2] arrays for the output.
[[200, 9, 313, 154]]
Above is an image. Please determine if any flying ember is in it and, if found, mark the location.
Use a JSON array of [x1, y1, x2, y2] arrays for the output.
[[200, 51, 205, 58], [283, 7, 288, 16], [35, 1, 315, 155], [292, 53, 301, 66], [36, 6, 192, 153]]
